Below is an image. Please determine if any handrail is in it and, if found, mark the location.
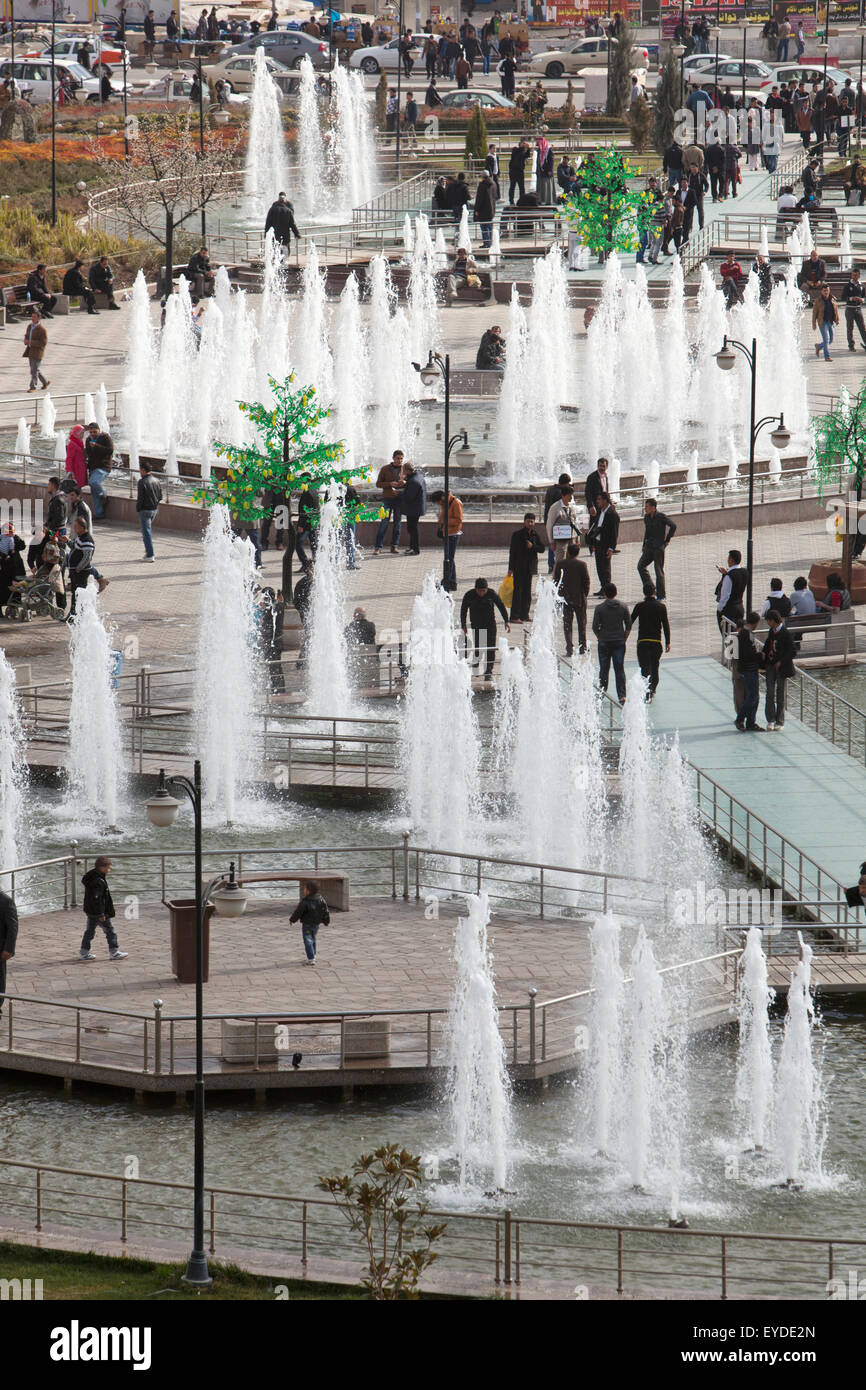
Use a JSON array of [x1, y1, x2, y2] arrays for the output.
[[0, 1155, 861, 1296]]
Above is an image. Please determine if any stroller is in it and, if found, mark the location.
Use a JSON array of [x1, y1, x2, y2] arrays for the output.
[[7, 543, 67, 623]]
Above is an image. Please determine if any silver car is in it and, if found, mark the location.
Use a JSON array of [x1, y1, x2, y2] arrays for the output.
[[217, 30, 330, 71]]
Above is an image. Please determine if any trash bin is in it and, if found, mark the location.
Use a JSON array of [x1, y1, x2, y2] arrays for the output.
[[165, 899, 213, 983], [109, 649, 122, 690]]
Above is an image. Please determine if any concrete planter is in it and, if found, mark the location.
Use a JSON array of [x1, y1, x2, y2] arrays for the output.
[[344, 1018, 391, 1061], [220, 1019, 278, 1064]]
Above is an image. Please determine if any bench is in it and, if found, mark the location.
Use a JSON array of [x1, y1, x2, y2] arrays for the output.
[[1, 285, 32, 318], [229, 870, 350, 912]]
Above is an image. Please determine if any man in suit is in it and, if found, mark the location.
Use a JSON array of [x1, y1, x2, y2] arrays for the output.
[[554, 541, 591, 656], [589, 492, 618, 594], [0, 887, 18, 1022], [762, 609, 796, 731], [507, 512, 544, 623], [583, 457, 609, 521], [734, 611, 764, 731]]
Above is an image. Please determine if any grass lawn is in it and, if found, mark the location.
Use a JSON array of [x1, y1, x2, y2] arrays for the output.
[[0, 1240, 365, 1300]]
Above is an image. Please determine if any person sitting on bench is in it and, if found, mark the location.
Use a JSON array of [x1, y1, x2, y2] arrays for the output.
[[447, 247, 479, 298], [26, 265, 57, 319], [475, 325, 506, 371], [89, 256, 120, 309], [62, 259, 98, 315], [182, 246, 215, 301], [720, 256, 745, 308]]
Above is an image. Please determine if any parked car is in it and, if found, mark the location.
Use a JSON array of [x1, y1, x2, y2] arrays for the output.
[[0, 58, 106, 102], [217, 30, 329, 70], [204, 52, 295, 93], [25, 36, 130, 77], [768, 62, 864, 92], [349, 37, 421, 75], [687, 57, 774, 85], [529, 37, 649, 79], [681, 51, 733, 73], [439, 88, 515, 109]]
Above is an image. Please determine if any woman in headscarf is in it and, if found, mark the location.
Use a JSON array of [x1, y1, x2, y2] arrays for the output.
[[536, 136, 555, 206], [65, 425, 87, 488], [0, 524, 26, 615]]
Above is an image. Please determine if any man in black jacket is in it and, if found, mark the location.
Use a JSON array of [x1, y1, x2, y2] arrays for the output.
[[583, 457, 609, 521], [705, 136, 725, 202], [289, 879, 330, 963], [589, 492, 619, 594], [62, 258, 98, 314], [637, 498, 676, 600], [84, 422, 114, 520], [28, 476, 67, 571], [264, 193, 300, 248], [508, 140, 530, 203], [841, 267, 866, 350], [460, 577, 510, 679], [715, 549, 747, 631], [554, 541, 591, 655], [136, 463, 163, 562], [183, 246, 214, 301], [89, 257, 119, 308], [592, 583, 632, 703], [763, 609, 795, 730], [26, 264, 57, 318], [80, 857, 127, 960], [0, 887, 18, 1021], [507, 512, 544, 622], [734, 611, 764, 731], [630, 582, 671, 699]]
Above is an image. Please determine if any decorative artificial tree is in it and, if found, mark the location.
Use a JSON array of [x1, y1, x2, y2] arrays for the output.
[[812, 385, 866, 586], [192, 374, 382, 530], [653, 50, 681, 155], [561, 146, 656, 262], [465, 101, 489, 161]]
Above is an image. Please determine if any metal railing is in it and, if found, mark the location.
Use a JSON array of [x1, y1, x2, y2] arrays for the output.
[[0, 1156, 861, 1297], [352, 170, 437, 233], [769, 145, 809, 201]]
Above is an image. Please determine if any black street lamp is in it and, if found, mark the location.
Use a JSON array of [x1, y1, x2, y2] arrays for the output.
[[145, 762, 247, 1288], [715, 335, 791, 612], [412, 350, 475, 591], [741, 20, 747, 110], [858, 7, 866, 150], [396, 0, 404, 178], [197, 47, 206, 239], [50, 2, 56, 225]]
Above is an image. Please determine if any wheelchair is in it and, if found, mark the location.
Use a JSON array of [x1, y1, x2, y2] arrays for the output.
[[6, 579, 67, 623]]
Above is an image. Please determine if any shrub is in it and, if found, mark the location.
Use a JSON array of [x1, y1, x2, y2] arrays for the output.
[[464, 102, 489, 161]]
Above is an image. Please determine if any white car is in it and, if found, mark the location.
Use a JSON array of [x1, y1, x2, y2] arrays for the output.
[[440, 89, 515, 109], [349, 37, 421, 75], [203, 53, 294, 95], [0, 58, 105, 102], [529, 37, 649, 79], [681, 52, 733, 73], [26, 35, 130, 76]]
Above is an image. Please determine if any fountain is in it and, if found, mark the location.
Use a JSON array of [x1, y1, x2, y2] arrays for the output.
[[305, 495, 353, 718], [121, 271, 157, 471], [13, 419, 30, 469], [840, 220, 852, 271], [774, 936, 825, 1186], [402, 212, 414, 255], [244, 46, 290, 219], [499, 253, 572, 479], [329, 66, 375, 210], [94, 383, 110, 435], [507, 581, 563, 864], [434, 226, 448, 269], [456, 205, 472, 251], [686, 449, 700, 495], [66, 582, 123, 833], [403, 573, 479, 849], [407, 214, 441, 372], [488, 225, 502, 267], [83, 392, 95, 430], [498, 286, 529, 483], [644, 458, 660, 493], [735, 927, 775, 1152], [768, 445, 782, 486], [0, 651, 27, 876], [588, 913, 625, 1154], [367, 254, 415, 455], [295, 243, 334, 407], [193, 505, 265, 823], [296, 56, 322, 219], [53, 429, 67, 469], [617, 676, 654, 879], [447, 892, 512, 1192], [331, 273, 369, 470], [625, 925, 668, 1192], [39, 392, 56, 441]]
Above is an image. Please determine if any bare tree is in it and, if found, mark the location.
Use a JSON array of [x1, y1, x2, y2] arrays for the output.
[[93, 115, 241, 293]]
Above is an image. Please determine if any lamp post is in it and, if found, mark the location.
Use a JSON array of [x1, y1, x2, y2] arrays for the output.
[[672, 42, 685, 110], [145, 762, 247, 1288], [396, 0, 404, 179], [197, 47, 206, 239], [858, 7, 866, 150], [715, 335, 791, 611], [50, 1, 56, 225], [741, 20, 747, 110], [412, 350, 475, 591]]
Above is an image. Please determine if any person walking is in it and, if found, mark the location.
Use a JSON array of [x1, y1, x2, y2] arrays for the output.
[[546, 484, 580, 568], [431, 488, 463, 590], [507, 511, 544, 623], [733, 611, 764, 731], [289, 879, 330, 964], [762, 608, 795, 731], [23, 311, 49, 392], [84, 421, 114, 519], [637, 498, 676, 600], [79, 857, 128, 960], [715, 549, 747, 631], [460, 577, 510, 679], [842, 267, 866, 350], [629, 582, 671, 700], [264, 192, 300, 248], [403, 90, 419, 146], [373, 450, 405, 554], [813, 282, 839, 362], [592, 583, 632, 704], [554, 540, 591, 656], [0, 886, 17, 1023], [473, 171, 497, 248], [136, 462, 163, 562], [588, 492, 619, 595], [398, 463, 426, 555], [66, 517, 96, 619], [500, 53, 516, 100]]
